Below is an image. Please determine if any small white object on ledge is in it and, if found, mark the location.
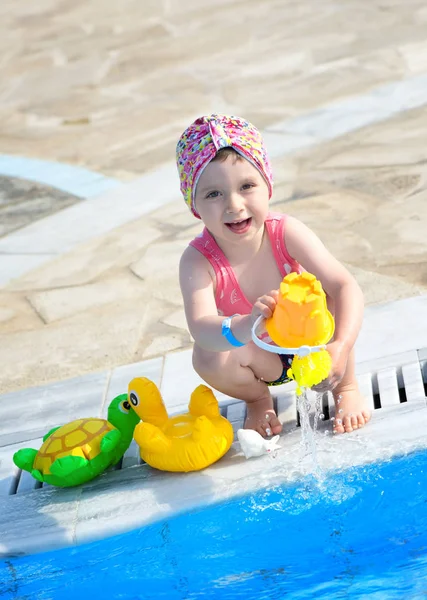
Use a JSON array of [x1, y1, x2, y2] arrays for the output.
[[237, 429, 281, 459]]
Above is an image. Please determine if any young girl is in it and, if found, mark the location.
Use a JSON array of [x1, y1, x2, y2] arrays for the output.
[[177, 114, 371, 437]]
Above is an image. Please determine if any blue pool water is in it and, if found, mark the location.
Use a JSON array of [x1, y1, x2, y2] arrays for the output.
[[1, 450, 427, 600]]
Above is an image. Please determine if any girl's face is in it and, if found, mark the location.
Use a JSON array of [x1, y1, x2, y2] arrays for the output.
[[194, 154, 270, 245]]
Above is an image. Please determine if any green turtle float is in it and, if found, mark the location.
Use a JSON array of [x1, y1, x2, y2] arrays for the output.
[[13, 394, 140, 487]]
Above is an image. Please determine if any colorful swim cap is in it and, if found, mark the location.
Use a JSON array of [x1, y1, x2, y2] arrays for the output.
[[176, 114, 273, 219]]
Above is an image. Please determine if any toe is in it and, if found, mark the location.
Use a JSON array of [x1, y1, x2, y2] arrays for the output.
[[244, 401, 282, 438], [260, 421, 272, 437], [264, 427, 273, 438], [343, 416, 354, 433], [245, 418, 273, 438], [265, 410, 282, 435], [259, 425, 270, 437], [357, 413, 366, 428], [350, 415, 359, 430], [246, 422, 267, 437], [260, 419, 281, 438], [333, 418, 345, 434], [362, 410, 371, 423]]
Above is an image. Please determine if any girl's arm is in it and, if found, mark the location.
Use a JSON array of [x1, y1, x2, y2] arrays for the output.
[[284, 216, 364, 351], [179, 246, 253, 351]]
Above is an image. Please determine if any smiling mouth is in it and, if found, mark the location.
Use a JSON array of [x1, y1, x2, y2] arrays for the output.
[[225, 217, 252, 233]]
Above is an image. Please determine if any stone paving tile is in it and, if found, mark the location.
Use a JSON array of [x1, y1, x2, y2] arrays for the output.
[[268, 73, 427, 141], [103, 357, 164, 414], [0, 299, 152, 394], [151, 277, 186, 309], [0, 371, 109, 447], [344, 265, 424, 306], [356, 296, 427, 363], [130, 238, 189, 282], [74, 468, 164, 547], [142, 334, 188, 361], [0, 291, 43, 334], [0, 484, 81, 557], [5, 217, 163, 292], [399, 40, 427, 74], [0, 254, 58, 288], [28, 271, 149, 323], [161, 348, 234, 413], [294, 105, 427, 176], [161, 308, 188, 332]]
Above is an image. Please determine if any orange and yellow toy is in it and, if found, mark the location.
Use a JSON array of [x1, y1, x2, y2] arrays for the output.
[[266, 272, 334, 349], [128, 377, 233, 472], [252, 272, 335, 394]]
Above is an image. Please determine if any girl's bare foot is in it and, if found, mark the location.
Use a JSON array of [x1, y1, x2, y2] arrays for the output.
[[244, 394, 282, 437], [333, 385, 371, 433]]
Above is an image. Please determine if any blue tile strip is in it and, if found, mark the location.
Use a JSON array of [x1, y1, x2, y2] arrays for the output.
[[0, 155, 122, 198]]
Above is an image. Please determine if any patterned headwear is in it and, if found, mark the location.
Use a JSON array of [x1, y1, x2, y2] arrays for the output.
[[176, 114, 273, 219]]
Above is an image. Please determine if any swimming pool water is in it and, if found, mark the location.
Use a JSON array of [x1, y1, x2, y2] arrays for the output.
[[1, 449, 427, 600]]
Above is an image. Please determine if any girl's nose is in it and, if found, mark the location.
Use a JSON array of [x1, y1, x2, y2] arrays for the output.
[[225, 192, 244, 213]]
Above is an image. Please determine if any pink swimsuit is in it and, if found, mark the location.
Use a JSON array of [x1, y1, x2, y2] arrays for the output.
[[189, 213, 303, 386], [189, 213, 303, 316]]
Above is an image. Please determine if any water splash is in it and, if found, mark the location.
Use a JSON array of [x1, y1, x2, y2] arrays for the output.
[[297, 389, 324, 481], [285, 350, 332, 480]]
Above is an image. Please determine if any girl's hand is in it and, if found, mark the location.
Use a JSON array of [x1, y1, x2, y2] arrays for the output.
[[312, 341, 349, 393], [251, 290, 279, 326]]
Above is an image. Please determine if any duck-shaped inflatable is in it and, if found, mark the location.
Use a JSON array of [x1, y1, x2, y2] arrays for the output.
[[128, 377, 234, 472]]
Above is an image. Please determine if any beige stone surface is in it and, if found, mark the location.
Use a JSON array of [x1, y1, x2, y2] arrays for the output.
[[142, 335, 189, 360], [148, 198, 204, 239], [0, 293, 43, 334], [28, 271, 148, 323], [0, 295, 191, 394], [344, 264, 425, 306], [152, 278, 185, 309], [6, 217, 163, 291], [273, 106, 427, 291], [399, 40, 427, 74], [175, 221, 204, 241], [0, 299, 149, 393], [130, 239, 189, 282], [1, 0, 427, 393], [161, 309, 188, 332], [1, 0, 427, 178]]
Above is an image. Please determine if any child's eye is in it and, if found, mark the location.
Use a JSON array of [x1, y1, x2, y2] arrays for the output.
[[206, 190, 220, 199], [242, 183, 255, 190]]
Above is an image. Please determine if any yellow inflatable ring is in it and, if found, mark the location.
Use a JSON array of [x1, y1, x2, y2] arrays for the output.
[[128, 377, 234, 472]]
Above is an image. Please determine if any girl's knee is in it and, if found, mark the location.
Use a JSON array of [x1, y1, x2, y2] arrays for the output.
[[192, 345, 225, 379], [193, 345, 249, 384], [193, 345, 259, 392]]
